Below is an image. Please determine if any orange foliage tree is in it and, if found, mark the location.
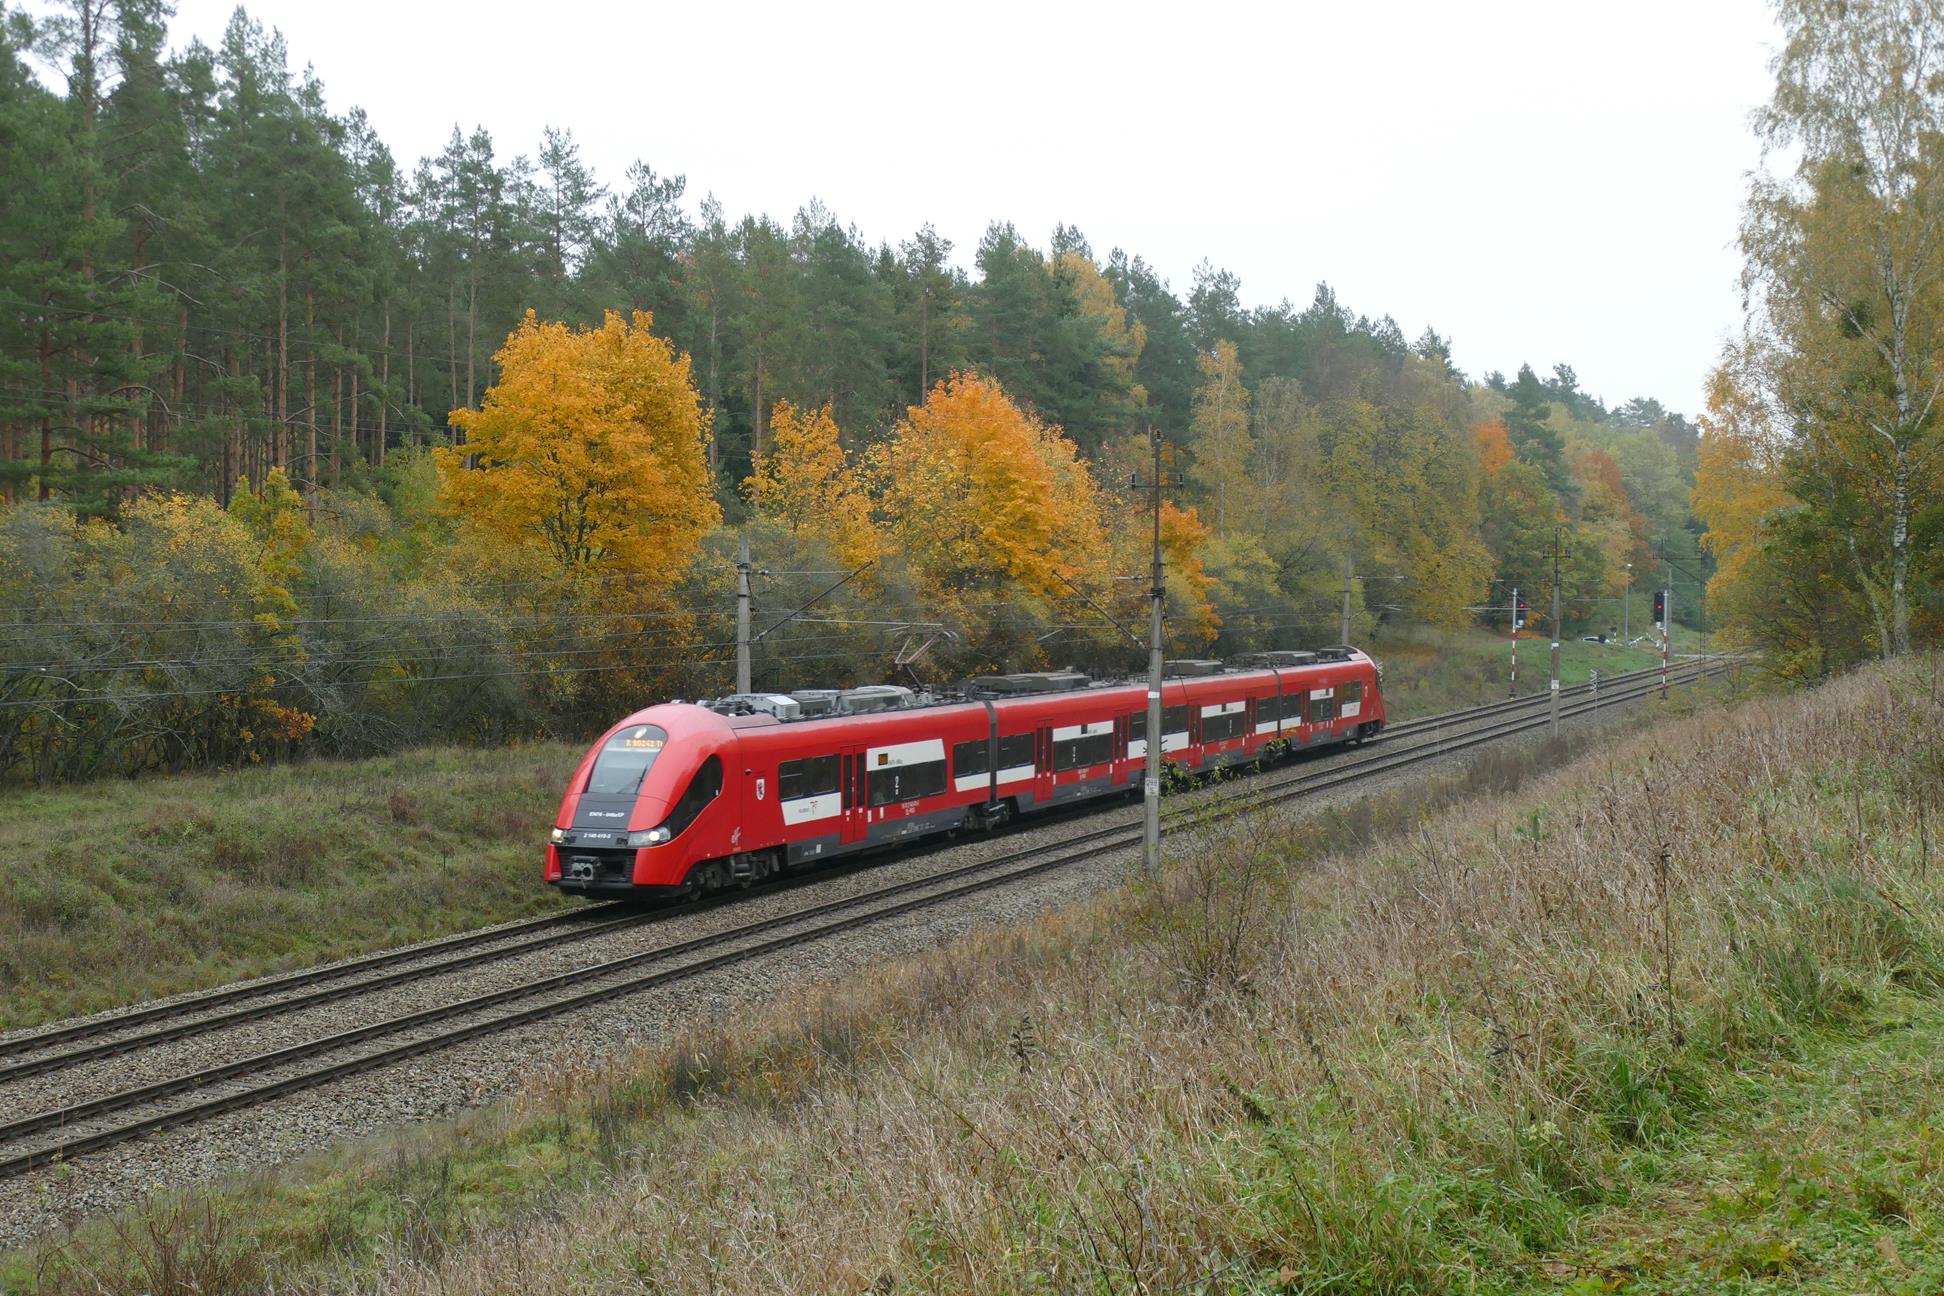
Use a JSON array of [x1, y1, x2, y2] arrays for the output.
[[872, 374, 1110, 600], [441, 310, 720, 588]]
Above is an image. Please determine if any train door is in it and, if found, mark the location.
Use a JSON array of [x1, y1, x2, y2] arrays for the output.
[[839, 748, 871, 848]]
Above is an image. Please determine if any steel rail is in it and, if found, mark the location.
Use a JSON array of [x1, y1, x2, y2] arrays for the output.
[[0, 904, 626, 1060]]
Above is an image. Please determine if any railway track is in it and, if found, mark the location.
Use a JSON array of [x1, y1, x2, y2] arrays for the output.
[[0, 656, 1719, 1180]]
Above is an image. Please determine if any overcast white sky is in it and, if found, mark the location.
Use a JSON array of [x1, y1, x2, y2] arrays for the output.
[[146, 0, 1778, 416]]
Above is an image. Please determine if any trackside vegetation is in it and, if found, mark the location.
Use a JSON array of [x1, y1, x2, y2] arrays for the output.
[[13, 660, 1941, 1293], [0, 637, 1679, 1032], [0, 742, 578, 1030]]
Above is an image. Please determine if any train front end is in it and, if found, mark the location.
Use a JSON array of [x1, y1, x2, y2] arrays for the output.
[[545, 704, 732, 899]]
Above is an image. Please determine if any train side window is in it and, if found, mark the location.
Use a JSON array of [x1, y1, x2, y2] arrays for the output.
[[1053, 731, 1114, 771], [952, 738, 989, 778], [1310, 692, 1337, 723], [996, 733, 1035, 770], [868, 757, 948, 806], [1162, 705, 1189, 735], [778, 754, 840, 802], [1203, 708, 1247, 742], [661, 755, 722, 837], [1342, 680, 1363, 705], [1129, 711, 1145, 743]]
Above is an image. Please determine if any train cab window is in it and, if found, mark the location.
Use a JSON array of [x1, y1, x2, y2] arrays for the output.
[[1054, 730, 1115, 771], [778, 754, 840, 802], [1310, 691, 1337, 723], [952, 738, 989, 778], [661, 754, 722, 837], [585, 724, 668, 795], [868, 756, 948, 806], [997, 734, 1035, 770]]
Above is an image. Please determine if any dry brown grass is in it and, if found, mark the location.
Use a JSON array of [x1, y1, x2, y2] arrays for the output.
[[20, 661, 1944, 1294]]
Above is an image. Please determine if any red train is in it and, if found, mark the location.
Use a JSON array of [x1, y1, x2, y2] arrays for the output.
[[546, 649, 1385, 899]]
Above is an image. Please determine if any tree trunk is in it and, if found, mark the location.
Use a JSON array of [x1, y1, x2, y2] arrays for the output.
[[36, 318, 51, 502], [305, 286, 317, 513], [407, 315, 417, 450], [331, 330, 343, 491], [276, 234, 289, 471], [169, 302, 188, 456], [446, 279, 458, 424], [752, 350, 765, 461], [129, 226, 147, 455], [377, 306, 390, 467], [1891, 445, 1910, 655], [465, 266, 478, 412], [223, 347, 239, 504]]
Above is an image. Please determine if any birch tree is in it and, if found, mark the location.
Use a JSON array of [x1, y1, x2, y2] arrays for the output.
[[1744, 0, 1944, 655]]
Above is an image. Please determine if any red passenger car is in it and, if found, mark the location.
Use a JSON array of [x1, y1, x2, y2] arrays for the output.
[[546, 649, 1385, 899]]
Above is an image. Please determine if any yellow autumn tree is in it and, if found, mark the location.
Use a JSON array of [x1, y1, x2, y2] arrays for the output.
[[441, 311, 720, 588], [1188, 339, 1254, 534], [744, 400, 880, 569], [1053, 251, 1148, 406], [1692, 349, 1795, 633]]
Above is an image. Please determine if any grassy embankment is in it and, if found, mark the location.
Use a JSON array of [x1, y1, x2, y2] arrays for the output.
[[16, 659, 1941, 1293], [0, 623, 1709, 1032], [0, 743, 582, 1030]]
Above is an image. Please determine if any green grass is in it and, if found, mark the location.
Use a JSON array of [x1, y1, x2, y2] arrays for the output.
[[0, 741, 584, 1030], [1509, 994, 1944, 1293]]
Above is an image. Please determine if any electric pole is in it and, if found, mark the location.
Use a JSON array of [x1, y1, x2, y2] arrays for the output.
[[1340, 549, 1353, 645], [735, 533, 753, 695], [1549, 526, 1563, 734], [1129, 427, 1170, 879], [1622, 562, 1632, 645]]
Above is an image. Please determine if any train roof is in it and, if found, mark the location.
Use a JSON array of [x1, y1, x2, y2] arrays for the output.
[[638, 646, 1379, 733]]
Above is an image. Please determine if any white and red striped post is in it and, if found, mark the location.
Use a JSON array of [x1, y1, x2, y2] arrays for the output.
[[1660, 585, 1671, 699], [1509, 586, 1519, 698]]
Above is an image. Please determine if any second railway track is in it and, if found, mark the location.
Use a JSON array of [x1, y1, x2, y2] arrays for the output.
[[0, 657, 1721, 1180]]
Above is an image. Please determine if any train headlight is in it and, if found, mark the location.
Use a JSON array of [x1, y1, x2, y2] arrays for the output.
[[548, 827, 568, 844], [627, 826, 673, 848]]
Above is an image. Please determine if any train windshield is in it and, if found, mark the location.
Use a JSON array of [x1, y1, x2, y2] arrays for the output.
[[586, 725, 669, 796]]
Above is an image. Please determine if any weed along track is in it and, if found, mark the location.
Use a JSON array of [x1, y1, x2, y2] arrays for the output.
[[0, 659, 1721, 1185]]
